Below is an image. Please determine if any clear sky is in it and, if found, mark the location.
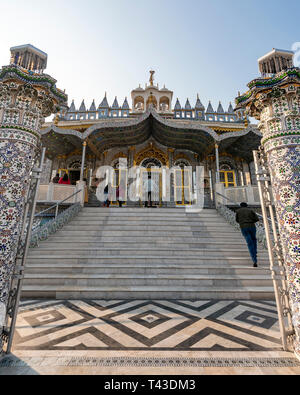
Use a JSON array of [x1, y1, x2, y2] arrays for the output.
[[1, 0, 299, 113]]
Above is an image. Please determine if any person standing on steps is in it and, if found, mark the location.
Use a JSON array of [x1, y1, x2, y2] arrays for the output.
[[52, 173, 60, 183], [104, 184, 110, 207], [116, 184, 124, 207], [236, 202, 260, 268]]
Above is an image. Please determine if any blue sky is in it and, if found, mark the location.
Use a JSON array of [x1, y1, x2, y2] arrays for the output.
[[1, 0, 299, 112]]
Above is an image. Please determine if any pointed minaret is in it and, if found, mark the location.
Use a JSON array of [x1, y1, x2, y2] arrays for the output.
[[195, 94, 205, 119], [99, 93, 109, 108], [89, 100, 96, 112], [112, 96, 120, 109], [195, 94, 205, 109], [217, 101, 224, 113], [174, 98, 182, 119], [79, 100, 86, 112], [122, 97, 130, 109], [68, 99, 76, 113], [185, 98, 192, 110], [228, 102, 234, 113], [98, 93, 109, 118], [206, 101, 214, 113], [121, 97, 130, 117], [174, 98, 181, 110]]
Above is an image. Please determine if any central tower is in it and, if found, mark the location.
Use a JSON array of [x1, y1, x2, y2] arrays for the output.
[[131, 71, 173, 114]]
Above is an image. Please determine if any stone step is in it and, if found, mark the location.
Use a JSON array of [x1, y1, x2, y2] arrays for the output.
[[37, 239, 250, 247], [28, 247, 268, 257], [25, 264, 270, 275], [61, 224, 238, 232], [55, 230, 240, 237], [69, 222, 232, 229], [21, 285, 275, 300], [26, 256, 270, 265], [72, 216, 228, 221], [81, 208, 217, 213], [23, 273, 272, 288]]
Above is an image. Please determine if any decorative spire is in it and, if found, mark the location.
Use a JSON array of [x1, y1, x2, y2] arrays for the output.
[[228, 102, 234, 113], [217, 101, 224, 113], [185, 98, 192, 110], [79, 100, 86, 112], [122, 97, 129, 110], [89, 100, 96, 112], [99, 93, 109, 108], [174, 98, 181, 110], [195, 94, 205, 109], [206, 101, 214, 113], [68, 100, 76, 113], [112, 96, 120, 109]]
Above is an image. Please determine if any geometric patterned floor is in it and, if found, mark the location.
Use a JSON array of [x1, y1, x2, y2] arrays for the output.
[[13, 299, 282, 352], [1, 299, 300, 374]]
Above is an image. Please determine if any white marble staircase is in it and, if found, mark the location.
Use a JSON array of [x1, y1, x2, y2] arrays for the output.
[[22, 207, 274, 300]]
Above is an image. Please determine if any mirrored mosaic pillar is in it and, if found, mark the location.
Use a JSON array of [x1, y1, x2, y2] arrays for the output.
[[236, 67, 300, 359], [0, 51, 67, 353]]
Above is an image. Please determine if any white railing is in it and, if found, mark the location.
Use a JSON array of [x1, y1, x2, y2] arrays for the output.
[[37, 181, 86, 206], [215, 183, 270, 206]]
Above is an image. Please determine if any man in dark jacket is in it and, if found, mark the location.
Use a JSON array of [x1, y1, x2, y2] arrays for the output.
[[236, 202, 260, 267]]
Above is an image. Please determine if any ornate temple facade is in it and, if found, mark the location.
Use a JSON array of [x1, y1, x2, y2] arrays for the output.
[[39, 69, 262, 206], [1, 44, 300, 360]]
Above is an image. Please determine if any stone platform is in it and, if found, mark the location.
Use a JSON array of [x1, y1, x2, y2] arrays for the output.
[[1, 298, 299, 375]]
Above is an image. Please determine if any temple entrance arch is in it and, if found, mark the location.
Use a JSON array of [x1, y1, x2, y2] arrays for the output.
[[134, 144, 167, 207], [110, 156, 128, 206], [67, 159, 81, 185], [134, 143, 168, 167], [173, 159, 192, 206]]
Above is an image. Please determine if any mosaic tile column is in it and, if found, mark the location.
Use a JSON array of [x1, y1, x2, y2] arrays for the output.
[[236, 72, 300, 359], [0, 65, 67, 353]]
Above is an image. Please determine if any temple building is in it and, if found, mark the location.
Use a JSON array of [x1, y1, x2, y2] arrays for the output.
[[38, 69, 262, 207], [2, 44, 300, 360]]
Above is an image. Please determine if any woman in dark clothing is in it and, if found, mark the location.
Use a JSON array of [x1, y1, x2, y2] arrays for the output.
[[58, 174, 71, 185]]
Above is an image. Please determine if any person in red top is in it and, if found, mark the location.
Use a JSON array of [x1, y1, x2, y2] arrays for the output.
[[58, 174, 71, 185]]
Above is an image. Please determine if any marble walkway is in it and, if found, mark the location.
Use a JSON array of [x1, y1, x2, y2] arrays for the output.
[[1, 299, 300, 375]]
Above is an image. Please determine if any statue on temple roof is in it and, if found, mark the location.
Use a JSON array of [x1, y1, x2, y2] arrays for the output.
[[149, 70, 155, 86]]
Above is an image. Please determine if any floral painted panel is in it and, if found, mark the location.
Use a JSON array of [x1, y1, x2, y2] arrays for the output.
[[0, 129, 38, 305]]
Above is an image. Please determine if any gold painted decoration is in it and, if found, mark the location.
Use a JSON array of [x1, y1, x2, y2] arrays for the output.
[[134, 143, 168, 166]]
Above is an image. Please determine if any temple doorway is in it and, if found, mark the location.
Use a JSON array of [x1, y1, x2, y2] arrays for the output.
[[140, 158, 162, 207], [69, 170, 80, 185]]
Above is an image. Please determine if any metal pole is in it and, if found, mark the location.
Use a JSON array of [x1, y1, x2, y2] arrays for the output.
[[6, 147, 46, 354], [253, 150, 289, 351], [258, 150, 293, 332], [80, 141, 87, 181], [215, 143, 220, 183], [209, 170, 214, 202]]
